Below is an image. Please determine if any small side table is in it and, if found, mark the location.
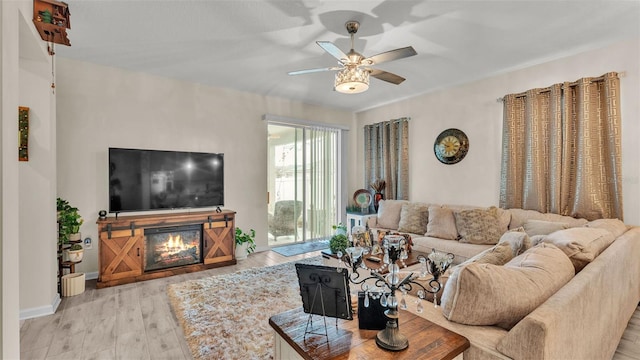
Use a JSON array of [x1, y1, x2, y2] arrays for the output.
[[346, 212, 377, 234]]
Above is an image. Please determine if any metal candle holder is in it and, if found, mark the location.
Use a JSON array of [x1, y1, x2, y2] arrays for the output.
[[337, 235, 454, 351]]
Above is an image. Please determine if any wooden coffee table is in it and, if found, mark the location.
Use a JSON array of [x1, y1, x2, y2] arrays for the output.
[[321, 249, 427, 274], [269, 307, 469, 360]]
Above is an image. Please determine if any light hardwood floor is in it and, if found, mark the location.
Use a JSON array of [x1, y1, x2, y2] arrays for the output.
[[20, 250, 320, 360], [20, 250, 640, 360], [616, 305, 640, 360]]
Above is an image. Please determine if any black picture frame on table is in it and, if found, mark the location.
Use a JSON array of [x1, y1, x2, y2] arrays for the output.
[[295, 264, 353, 321]]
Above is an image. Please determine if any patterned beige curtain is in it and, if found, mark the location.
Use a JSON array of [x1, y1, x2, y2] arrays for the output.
[[364, 118, 410, 200], [500, 72, 623, 220]]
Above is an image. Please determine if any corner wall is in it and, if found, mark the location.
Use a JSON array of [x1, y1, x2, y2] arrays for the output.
[[1, 0, 56, 356], [18, 13, 58, 318], [354, 38, 640, 226]]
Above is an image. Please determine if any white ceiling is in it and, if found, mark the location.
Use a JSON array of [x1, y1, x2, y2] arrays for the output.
[[57, 1, 640, 112]]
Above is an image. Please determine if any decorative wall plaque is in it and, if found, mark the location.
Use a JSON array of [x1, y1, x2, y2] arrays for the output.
[[19, 107, 29, 161]]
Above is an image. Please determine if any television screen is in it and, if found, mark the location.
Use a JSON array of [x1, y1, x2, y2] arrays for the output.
[[109, 148, 224, 213]]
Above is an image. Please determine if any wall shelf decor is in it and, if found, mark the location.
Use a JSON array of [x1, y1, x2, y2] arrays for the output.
[[18, 107, 29, 161], [32, 0, 71, 46]]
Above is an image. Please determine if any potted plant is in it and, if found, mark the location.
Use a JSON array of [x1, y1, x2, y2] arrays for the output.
[[235, 227, 256, 260], [65, 243, 84, 262], [332, 223, 347, 236], [57, 197, 84, 245], [329, 233, 349, 254]]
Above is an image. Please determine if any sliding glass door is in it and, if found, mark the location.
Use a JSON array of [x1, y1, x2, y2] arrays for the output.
[[267, 123, 340, 246]]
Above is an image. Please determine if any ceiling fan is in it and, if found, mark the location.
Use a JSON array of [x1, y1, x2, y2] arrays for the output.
[[288, 20, 417, 94]]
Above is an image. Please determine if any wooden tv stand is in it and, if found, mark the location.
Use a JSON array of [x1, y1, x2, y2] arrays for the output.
[[96, 210, 236, 288]]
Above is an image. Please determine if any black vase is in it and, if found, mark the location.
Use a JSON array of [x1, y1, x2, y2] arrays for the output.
[[374, 192, 384, 212]]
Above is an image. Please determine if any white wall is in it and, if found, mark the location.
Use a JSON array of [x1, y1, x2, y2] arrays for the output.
[[55, 58, 354, 275], [18, 36, 58, 316], [354, 38, 640, 226], [2, 0, 57, 356]]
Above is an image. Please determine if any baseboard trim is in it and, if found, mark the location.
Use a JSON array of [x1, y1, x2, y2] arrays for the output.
[[19, 293, 61, 320], [85, 271, 99, 280], [256, 245, 270, 253]]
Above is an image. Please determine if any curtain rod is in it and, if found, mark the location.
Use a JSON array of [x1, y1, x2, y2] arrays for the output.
[[496, 71, 625, 102], [364, 117, 411, 127], [262, 114, 349, 131]]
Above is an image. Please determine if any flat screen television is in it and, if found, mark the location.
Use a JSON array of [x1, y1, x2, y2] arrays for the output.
[[109, 147, 224, 213]]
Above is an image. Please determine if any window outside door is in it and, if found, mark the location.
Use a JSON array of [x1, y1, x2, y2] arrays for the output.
[[267, 124, 340, 246]]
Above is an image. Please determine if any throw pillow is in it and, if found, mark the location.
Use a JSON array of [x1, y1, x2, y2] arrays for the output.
[[495, 207, 512, 233], [397, 202, 429, 234], [441, 243, 574, 329], [454, 207, 503, 245], [376, 200, 408, 230], [459, 242, 515, 266], [523, 219, 568, 236], [508, 208, 588, 230], [530, 235, 546, 247], [497, 230, 532, 257], [426, 206, 458, 240], [585, 218, 628, 238], [541, 227, 615, 272]]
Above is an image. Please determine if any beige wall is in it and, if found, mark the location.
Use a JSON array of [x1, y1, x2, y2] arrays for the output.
[[2, 0, 56, 356], [354, 38, 640, 226], [55, 58, 354, 276], [18, 31, 58, 319]]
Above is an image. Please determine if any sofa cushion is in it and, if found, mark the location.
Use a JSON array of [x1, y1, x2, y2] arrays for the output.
[[496, 208, 512, 233], [397, 202, 430, 235], [523, 219, 569, 236], [530, 234, 546, 246], [459, 242, 515, 266], [541, 227, 616, 272], [441, 243, 575, 329], [497, 230, 532, 257], [509, 208, 588, 230], [454, 207, 503, 245], [426, 206, 458, 240], [376, 200, 408, 230], [585, 218, 628, 238], [411, 236, 493, 265], [415, 242, 513, 304]]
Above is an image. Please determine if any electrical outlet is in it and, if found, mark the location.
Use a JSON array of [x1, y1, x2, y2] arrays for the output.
[[84, 236, 92, 250]]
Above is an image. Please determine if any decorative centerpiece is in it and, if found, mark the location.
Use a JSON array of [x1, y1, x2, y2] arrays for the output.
[[336, 236, 453, 351]]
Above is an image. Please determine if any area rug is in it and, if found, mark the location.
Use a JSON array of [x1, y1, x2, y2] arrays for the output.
[[167, 256, 323, 360], [272, 239, 329, 257]]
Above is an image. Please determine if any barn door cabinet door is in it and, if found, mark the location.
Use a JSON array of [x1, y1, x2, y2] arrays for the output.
[[99, 228, 144, 282], [203, 215, 235, 264]]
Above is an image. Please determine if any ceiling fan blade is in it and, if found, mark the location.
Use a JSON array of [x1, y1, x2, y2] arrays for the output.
[[364, 46, 417, 66], [288, 66, 340, 76], [316, 41, 348, 62], [368, 69, 406, 85]]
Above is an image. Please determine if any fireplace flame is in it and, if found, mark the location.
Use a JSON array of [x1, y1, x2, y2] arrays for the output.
[[164, 234, 188, 254]]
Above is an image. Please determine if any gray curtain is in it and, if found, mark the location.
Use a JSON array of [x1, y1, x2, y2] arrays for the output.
[[364, 118, 410, 200], [500, 72, 623, 221]]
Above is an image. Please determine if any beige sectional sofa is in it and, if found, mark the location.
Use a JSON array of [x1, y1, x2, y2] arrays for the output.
[[366, 199, 640, 360]]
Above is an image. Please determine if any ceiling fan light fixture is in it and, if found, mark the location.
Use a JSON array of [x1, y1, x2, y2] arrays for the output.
[[334, 66, 369, 94]]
